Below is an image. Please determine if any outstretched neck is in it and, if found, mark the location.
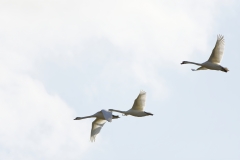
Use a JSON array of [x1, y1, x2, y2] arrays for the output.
[[74, 115, 94, 120], [182, 61, 202, 66], [109, 109, 126, 114]]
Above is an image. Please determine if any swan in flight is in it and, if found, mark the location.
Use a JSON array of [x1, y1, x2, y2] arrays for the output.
[[109, 90, 153, 117], [181, 35, 229, 72], [74, 109, 119, 142]]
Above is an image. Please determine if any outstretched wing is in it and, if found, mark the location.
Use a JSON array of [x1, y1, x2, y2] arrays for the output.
[[90, 118, 106, 142], [101, 109, 112, 122], [191, 66, 208, 71], [208, 35, 225, 64], [131, 90, 146, 111]]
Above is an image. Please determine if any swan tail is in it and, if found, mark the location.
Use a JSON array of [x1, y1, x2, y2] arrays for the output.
[[221, 67, 229, 72], [112, 115, 120, 119]]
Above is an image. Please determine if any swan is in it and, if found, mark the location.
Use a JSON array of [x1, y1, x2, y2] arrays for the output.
[[181, 35, 229, 72], [74, 109, 119, 142], [109, 90, 153, 117]]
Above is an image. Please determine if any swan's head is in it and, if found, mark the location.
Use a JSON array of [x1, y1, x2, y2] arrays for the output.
[[181, 61, 186, 65], [74, 117, 82, 120], [144, 111, 153, 116], [221, 67, 229, 72]]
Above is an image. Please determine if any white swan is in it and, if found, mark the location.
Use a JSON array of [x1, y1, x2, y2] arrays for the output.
[[109, 90, 153, 117], [181, 35, 229, 72], [74, 109, 119, 142]]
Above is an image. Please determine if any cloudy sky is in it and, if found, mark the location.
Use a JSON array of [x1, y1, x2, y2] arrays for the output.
[[0, 0, 240, 159]]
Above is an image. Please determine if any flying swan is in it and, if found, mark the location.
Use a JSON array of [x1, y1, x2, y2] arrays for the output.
[[109, 90, 153, 117], [74, 109, 119, 142], [181, 35, 229, 72]]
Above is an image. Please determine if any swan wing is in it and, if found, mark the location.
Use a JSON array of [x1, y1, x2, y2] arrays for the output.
[[208, 35, 225, 64], [131, 90, 146, 111], [90, 118, 106, 142], [192, 66, 208, 71], [101, 109, 112, 122]]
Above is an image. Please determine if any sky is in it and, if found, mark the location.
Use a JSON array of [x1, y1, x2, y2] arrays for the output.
[[0, 0, 240, 159]]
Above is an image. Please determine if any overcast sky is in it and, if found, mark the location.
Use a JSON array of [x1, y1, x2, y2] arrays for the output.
[[0, 0, 240, 160]]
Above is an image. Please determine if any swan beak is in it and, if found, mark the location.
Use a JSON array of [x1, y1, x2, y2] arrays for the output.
[[181, 61, 185, 65], [148, 113, 153, 116]]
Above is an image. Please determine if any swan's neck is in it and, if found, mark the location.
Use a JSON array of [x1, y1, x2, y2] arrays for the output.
[[109, 109, 126, 114], [183, 61, 202, 66], [74, 115, 94, 120]]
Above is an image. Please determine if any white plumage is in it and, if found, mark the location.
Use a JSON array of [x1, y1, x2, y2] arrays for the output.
[[74, 109, 119, 142], [109, 90, 153, 117], [181, 35, 229, 72], [90, 118, 106, 142], [131, 90, 146, 111]]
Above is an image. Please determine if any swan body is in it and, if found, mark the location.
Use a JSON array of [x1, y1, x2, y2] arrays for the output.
[[109, 90, 153, 117], [181, 35, 229, 72], [74, 109, 119, 142]]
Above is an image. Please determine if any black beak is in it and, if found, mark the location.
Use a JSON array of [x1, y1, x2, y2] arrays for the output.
[[147, 112, 153, 116]]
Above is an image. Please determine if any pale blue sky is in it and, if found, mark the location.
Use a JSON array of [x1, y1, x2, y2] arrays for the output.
[[0, 0, 240, 160]]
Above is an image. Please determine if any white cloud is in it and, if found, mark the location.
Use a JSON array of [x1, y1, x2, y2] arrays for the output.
[[0, 0, 222, 64], [0, 0, 233, 159], [0, 66, 92, 159]]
